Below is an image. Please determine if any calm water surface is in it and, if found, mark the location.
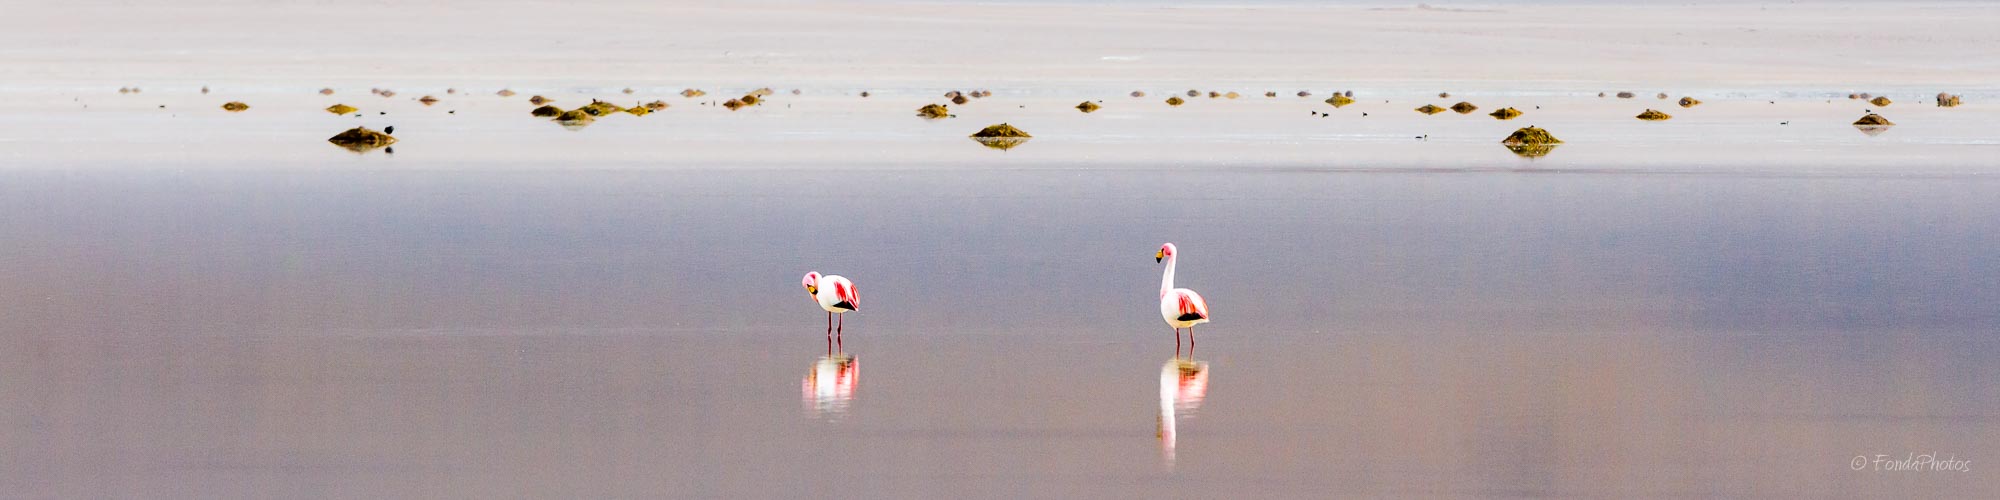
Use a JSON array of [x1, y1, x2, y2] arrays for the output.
[[2, 165, 1996, 498]]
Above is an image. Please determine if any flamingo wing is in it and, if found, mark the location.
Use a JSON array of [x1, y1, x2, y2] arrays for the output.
[[832, 277, 859, 311], [1174, 289, 1209, 322]]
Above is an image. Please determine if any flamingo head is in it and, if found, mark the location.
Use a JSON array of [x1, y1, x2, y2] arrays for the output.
[[802, 272, 821, 296], [1156, 243, 1176, 263]]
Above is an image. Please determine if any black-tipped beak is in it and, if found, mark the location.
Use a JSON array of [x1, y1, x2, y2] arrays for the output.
[[1156, 256, 1163, 263]]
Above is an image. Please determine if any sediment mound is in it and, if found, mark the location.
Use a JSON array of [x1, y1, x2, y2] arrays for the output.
[[625, 106, 651, 116], [1501, 126, 1562, 145], [580, 100, 626, 116], [319, 88, 336, 95], [969, 123, 1031, 138], [1870, 96, 1892, 106], [529, 95, 552, 105], [1853, 113, 1894, 126], [740, 95, 761, 106], [1451, 102, 1478, 114], [1678, 97, 1702, 108], [1936, 93, 1962, 107], [681, 89, 706, 98], [1657, 92, 1669, 99], [1489, 107, 1523, 120], [951, 95, 969, 105], [1166, 96, 1185, 106], [1636, 109, 1672, 121], [722, 99, 746, 110], [418, 96, 439, 105], [327, 127, 397, 151], [326, 104, 358, 115], [1438, 92, 1450, 98], [553, 109, 595, 123], [530, 105, 563, 117], [1297, 91, 1310, 97], [1076, 101, 1101, 113], [1616, 91, 1635, 98], [221, 101, 250, 112], [1225, 92, 1240, 99], [1325, 95, 1354, 107], [1415, 104, 1446, 115], [917, 103, 951, 118], [497, 89, 516, 97], [622, 88, 635, 95], [1265, 91, 1277, 98], [1131, 91, 1146, 97]]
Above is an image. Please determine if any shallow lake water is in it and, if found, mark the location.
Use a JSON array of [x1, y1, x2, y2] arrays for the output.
[[3, 159, 1996, 498]]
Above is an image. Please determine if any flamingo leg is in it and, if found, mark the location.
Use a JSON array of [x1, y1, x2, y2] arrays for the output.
[[836, 313, 845, 352], [1174, 328, 1183, 358], [1188, 326, 1196, 357]]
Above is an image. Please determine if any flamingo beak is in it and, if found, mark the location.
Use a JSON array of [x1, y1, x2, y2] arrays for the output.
[[806, 286, 817, 295], [1155, 250, 1164, 263]]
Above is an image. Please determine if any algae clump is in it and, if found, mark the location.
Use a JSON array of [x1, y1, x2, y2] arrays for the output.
[[1450, 102, 1478, 114], [221, 101, 250, 112], [970, 123, 1031, 138], [1415, 104, 1446, 115], [1501, 126, 1562, 145], [1489, 107, 1523, 120], [1678, 97, 1702, 108], [1076, 101, 1101, 113], [530, 105, 563, 117], [1636, 109, 1672, 121], [917, 103, 952, 119], [1325, 94, 1354, 107], [1853, 113, 1894, 126], [325, 104, 358, 115], [327, 126, 397, 152]]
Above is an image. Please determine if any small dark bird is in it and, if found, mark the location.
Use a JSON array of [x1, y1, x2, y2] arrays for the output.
[[1534, 106, 1541, 109], [1361, 112, 1368, 116], [1780, 121, 1790, 125], [384, 126, 395, 135], [379, 111, 386, 115], [385, 147, 395, 154]]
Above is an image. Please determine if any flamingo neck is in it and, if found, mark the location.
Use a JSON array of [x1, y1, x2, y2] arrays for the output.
[[1160, 254, 1176, 298]]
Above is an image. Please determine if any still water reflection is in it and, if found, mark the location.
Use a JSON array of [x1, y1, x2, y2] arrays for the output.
[[1158, 357, 1211, 466], [803, 350, 859, 420]]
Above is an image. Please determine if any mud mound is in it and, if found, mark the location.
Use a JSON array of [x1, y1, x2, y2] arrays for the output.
[[1678, 97, 1702, 108], [1325, 95, 1354, 107], [327, 127, 397, 152], [1500, 126, 1562, 145], [1076, 101, 1101, 113], [1450, 102, 1478, 114], [1636, 109, 1672, 121], [1415, 104, 1446, 115], [917, 103, 951, 119], [221, 101, 249, 112], [1852, 113, 1894, 126], [969, 123, 1031, 138], [1936, 93, 1962, 107], [1166, 96, 1185, 106], [530, 105, 563, 117], [1870, 96, 1892, 106], [1489, 107, 1523, 120], [326, 104, 358, 115]]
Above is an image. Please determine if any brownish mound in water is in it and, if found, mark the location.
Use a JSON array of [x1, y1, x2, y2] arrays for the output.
[[625, 106, 651, 116], [1616, 91, 1635, 98], [580, 100, 626, 116], [1501, 126, 1562, 145], [1438, 92, 1450, 98], [529, 95, 552, 105], [1870, 96, 1892, 106], [1853, 113, 1894, 126], [326, 104, 358, 115], [722, 98, 745, 110], [1166, 96, 1185, 106], [1325, 94, 1354, 107], [221, 101, 249, 112], [1936, 93, 1962, 107], [970, 123, 1031, 138], [1076, 101, 1101, 113], [1265, 91, 1277, 98], [1131, 90, 1146, 97], [554, 109, 595, 123], [917, 103, 951, 118], [1489, 107, 1523, 120], [644, 100, 669, 111], [1415, 104, 1446, 115], [1450, 102, 1478, 114], [951, 95, 969, 105], [681, 89, 706, 98], [496, 89, 516, 97], [1678, 97, 1702, 108], [530, 105, 563, 117], [320, 88, 336, 95], [1636, 109, 1672, 121], [327, 127, 397, 151], [740, 95, 761, 106]]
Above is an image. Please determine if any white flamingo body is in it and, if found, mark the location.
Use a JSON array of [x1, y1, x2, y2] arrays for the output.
[[812, 274, 859, 313], [1155, 243, 1211, 328]]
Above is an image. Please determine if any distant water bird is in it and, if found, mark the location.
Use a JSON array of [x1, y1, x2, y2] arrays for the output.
[[1156, 243, 1211, 352], [1780, 121, 1789, 125], [384, 126, 394, 135], [1362, 112, 1368, 116], [803, 272, 860, 341]]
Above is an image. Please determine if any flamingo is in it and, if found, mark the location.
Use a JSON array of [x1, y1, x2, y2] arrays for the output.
[[802, 272, 859, 345], [1155, 243, 1211, 355]]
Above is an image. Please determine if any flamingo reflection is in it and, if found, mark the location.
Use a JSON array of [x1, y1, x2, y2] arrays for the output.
[[802, 347, 859, 420], [1158, 357, 1211, 465]]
